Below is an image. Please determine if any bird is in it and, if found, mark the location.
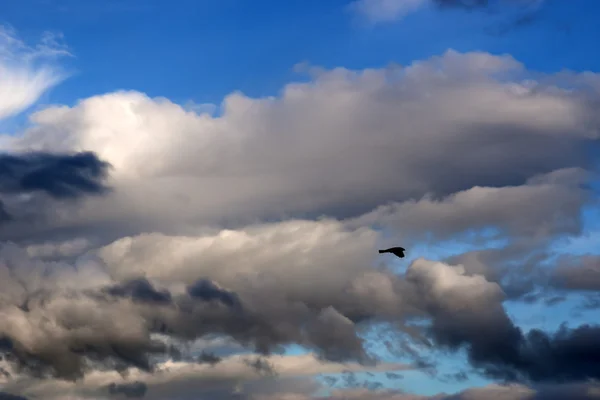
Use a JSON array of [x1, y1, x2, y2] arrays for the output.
[[378, 246, 406, 259]]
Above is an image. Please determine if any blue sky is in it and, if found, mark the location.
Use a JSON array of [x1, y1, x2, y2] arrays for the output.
[[1, 1, 600, 399], [3, 0, 600, 107]]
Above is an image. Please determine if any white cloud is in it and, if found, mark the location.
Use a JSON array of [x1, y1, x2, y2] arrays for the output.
[[349, 0, 429, 23], [2, 50, 598, 244], [0, 25, 70, 122]]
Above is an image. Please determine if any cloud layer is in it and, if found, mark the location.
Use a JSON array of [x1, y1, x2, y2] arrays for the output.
[[0, 47, 599, 398]]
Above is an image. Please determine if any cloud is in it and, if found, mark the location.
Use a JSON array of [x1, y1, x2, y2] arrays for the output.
[[406, 259, 600, 382], [0, 353, 409, 399], [0, 394, 27, 400], [2, 50, 599, 245], [107, 381, 147, 398], [350, 167, 590, 243], [348, 0, 429, 23], [550, 255, 600, 291], [0, 222, 393, 378], [0, 49, 599, 398], [0, 226, 597, 386], [0, 152, 110, 198], [349, 0, 548, 32], [0, 151, 111, 225], [0, 25, 70, 121]]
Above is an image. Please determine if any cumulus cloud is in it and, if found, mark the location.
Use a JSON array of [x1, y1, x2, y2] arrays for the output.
[[0, 48, 599, 398], [1, 230, 598, 388], [0, 26, 70, 121], [1, 50, 599, 245]]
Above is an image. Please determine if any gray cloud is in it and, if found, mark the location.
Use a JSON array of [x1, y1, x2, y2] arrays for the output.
[[0, 393, 28, 400], [2, 234, 598, 386], [0, 49, 598, 398], [351, 168, 590, 245], [0, 353, 407, 400], [550, 255, 600, 292], [104, 279, 172, 305], [107, 381, 147, 398], [405, 259, 600, 382], [253, 382, 600, 400], [2, 50, 599, 245]]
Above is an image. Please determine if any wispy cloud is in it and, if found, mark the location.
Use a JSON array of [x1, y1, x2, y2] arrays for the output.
[[349, 0, 546, 27], [348, 0, 429, 24], [0, 25, 71, 121]]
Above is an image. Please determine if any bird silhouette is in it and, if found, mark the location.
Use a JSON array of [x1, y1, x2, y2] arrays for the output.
[[378, 247, 406, 259]]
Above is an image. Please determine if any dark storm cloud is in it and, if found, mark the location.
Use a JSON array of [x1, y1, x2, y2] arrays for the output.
[[0, 151, 110, 198], [105, 278, 172, 304], [187, 279, 241, 308]]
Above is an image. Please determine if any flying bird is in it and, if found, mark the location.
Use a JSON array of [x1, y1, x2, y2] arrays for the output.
[[378, 247, 406, 259]]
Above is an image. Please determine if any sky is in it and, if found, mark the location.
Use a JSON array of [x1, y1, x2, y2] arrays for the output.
[[0, 0, 599, 399]]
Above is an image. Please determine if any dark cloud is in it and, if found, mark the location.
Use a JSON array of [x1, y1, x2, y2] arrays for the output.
[[0, 394, 28, 400], [550, 255, 600, 292], [0, 151, 111, 225], [197, 351, 222, 366], [394, 258, 600, 383], [0, 151, 110, 199], [108, 381, 148, 398], [187, 279, 241, 308], [253, 382, 600, 400], [243, 357, 277, 377], [0, 291, 168, 380], [105, 278, 172, 304], [422, 292, 600, 382]]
